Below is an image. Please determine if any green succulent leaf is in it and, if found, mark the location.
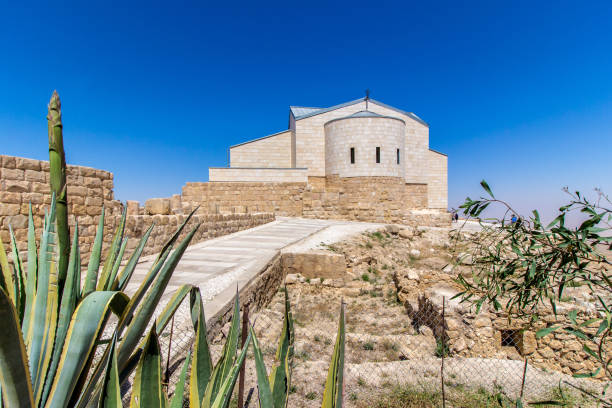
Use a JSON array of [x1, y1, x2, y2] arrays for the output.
[[0, 287, 34, 408]]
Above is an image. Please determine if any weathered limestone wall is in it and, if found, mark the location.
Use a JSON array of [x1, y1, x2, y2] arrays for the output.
[[0, 155, 122, 258], [182, 181, 306, 216], [229, 130, 292, 168], [302, 176, 436, 224], [208, 167, 308, 183], [0, 155, 274, 262], [325, 116, 405, 179], [426, 150, 448, 209]]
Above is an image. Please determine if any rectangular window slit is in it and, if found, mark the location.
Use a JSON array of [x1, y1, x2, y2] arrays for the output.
[[376, 147, 380, 163], [350, 147, 355, 164], [397, 148, 400, 164]]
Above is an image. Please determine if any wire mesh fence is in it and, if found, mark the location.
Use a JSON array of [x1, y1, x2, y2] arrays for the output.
[[148, 285, 607, 407]]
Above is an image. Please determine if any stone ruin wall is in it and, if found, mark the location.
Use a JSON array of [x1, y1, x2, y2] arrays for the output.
[[178, 176, 450, 227], [395, 270, 607, 379], [0, 154, 274, 262]]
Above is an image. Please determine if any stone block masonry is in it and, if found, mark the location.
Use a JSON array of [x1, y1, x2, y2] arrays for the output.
[[0, 154, 274, 264]]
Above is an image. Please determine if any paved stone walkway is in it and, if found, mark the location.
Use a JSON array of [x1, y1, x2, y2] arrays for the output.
[[125, 217, 334, 304]]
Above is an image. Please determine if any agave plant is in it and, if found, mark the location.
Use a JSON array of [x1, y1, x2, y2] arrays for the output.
[[0, 91, 202, 408], [250, 294, 345, 408], [250, 287, 294, 408]]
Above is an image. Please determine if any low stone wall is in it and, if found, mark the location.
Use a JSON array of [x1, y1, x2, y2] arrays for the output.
[[125, 212, 274, 257], [0, 154, 274, 263]]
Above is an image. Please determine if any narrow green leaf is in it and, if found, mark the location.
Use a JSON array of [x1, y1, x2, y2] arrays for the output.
[[8, 225, 26, 323], [322, 303, 345, 408], [40, 223, 82, 406], [105, 237, 127, 291], [189, 287, 213, 407], [0, 287, 34, 408], [22, 203, 38, 336], [170, 351, 191, 408], [114, 223, 154, 291], [203, 292, 240, 405], [536, 325, 559, 339], [155, 285, 191, 335], [97, 208, 127, 291], [98, 334, 121, 408], [82, 207, 105, 298], [45, 291, 129, 408], [0, 226, 15, 303], [251, 327, 274, 408], [269, 287, 293, 408], [130, 326, 165, 408], [210, 331, 253, 408], [118, 225, 200, 371]]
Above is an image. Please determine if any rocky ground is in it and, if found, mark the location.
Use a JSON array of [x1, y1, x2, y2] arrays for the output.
[[243, 223, 604, 407]]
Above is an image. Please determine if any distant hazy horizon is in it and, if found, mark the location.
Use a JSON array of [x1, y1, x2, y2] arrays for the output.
[[2, 1, 611, 223]]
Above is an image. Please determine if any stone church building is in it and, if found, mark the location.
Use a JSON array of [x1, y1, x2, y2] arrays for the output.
[[199, 96, 448, 225]]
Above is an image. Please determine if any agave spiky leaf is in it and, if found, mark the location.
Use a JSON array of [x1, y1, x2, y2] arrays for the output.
[[321, 302, 345, 408], [82, 207, 105, 298], [0, 226, 16, 304], [105, 237, 127, 291], [118, 224, 200, 370], [44, 291, 129, 408], [41, 221, 81, 405], [170, 351, 191, 408], [113, 223, 154, 291], [47, 90, 70, 284], [98, 333, 121, 408], [9, 225, 26, 322], [97, 208, 127, 291], [28, 194, 59, 404], [251, 326, 274, 408], [155, 284, 191, 334], [22, 203, 38, 332], [202, 292, 241, 406], [269, 287, 294, 408], [209, 329, 253, 408], [251, 287, 293, 408], [0, 287, 34, 408], [130, 326, 166, 408], [189, 287, 213, 407]]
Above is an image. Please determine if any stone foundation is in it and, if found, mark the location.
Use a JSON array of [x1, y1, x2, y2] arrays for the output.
[[180, 176, 449, 227]]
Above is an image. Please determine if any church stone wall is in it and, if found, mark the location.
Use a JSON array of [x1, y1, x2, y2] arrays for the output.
[[325, 116, 405, 179], [209, 167, 307, 183], [426, 150, 448, 209], [294, 100, 430, 183], [182, 181, 306, 216], [229, 130, 292, 168]]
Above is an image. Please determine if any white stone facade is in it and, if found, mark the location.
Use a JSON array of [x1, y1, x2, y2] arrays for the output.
[[212, 97, 448, 210], [208, 167, 307, 183], [325, 115, 405, 179]]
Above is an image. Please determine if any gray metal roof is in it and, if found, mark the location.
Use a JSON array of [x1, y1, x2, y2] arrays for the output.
[[325, 110, 405, 126], [289, 106, 322, 118], [290, 97, 429, 127], [347, 110, 384, 118]]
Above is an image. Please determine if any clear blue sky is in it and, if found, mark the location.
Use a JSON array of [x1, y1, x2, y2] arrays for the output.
[[2, 1, 611, 221]]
